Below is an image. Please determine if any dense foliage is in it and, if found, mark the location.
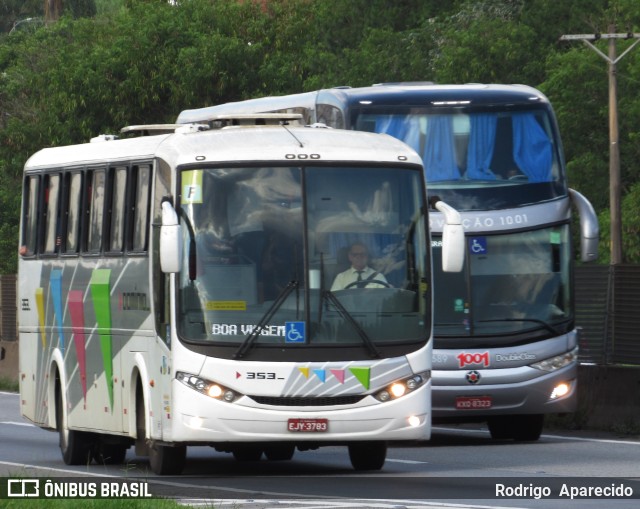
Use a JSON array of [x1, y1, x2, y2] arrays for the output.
[[1, 0, 639, 273]]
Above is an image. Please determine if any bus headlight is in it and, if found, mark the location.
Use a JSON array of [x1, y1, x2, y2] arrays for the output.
[[530, 347, 578, 372], [372, 371, 430, 402], [176, 371, 239, 403]]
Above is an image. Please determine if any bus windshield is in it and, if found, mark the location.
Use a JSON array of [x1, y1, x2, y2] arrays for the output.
[[431, 225, 572, 345], [353, 107, 567, 210], [176, 165, 430, 355]]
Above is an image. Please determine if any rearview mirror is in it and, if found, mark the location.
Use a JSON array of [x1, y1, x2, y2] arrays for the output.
[[160, 200, 183, 273]]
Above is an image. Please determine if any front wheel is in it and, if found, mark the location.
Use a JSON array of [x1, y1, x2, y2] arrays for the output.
[[512, 414, 544, 441], [488, 414, 544, 441], [348, 441, 387, 471], [149, 442, 187, 475], [56, 384, 92, 465]]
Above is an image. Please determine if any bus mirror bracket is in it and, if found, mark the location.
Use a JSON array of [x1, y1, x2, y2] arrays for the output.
[[433, 200, 465, 273], [569, 188, 599, 263], [160, 200, 183, 273]]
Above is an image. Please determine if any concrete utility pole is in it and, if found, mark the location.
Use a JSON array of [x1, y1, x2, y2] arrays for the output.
[[560, 28, 640, 265]]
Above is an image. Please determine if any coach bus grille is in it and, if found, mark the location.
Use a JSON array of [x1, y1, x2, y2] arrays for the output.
[[248, 395, 366, 406]]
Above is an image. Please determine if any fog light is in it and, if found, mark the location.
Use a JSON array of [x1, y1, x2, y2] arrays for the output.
[[550, 382, 571, 400], [408, 415, 421, 427]]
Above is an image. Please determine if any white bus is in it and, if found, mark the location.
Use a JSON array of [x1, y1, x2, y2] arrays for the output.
[[178, 83, 600, 441], [18, 118, 463, 474]]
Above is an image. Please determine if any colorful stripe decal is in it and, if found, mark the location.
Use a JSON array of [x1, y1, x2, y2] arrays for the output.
[[68, 290, 88, 402], [50, 269, 65, 354], [90, 269, 113, 412], [330, 369, 346, 384], [349, 367, 371, 390], [297, 366, 371, 389], [35, 288, 46, 348]]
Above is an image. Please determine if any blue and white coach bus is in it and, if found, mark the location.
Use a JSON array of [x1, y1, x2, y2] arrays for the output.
[[178, 83, 599, 441], [18, 117, 463, 474]]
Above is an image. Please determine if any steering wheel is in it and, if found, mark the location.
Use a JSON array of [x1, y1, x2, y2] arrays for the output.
[[344, 279, 391, 289]]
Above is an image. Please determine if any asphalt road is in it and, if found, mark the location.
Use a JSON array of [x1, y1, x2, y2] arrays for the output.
[[1, 390, 639, 509]]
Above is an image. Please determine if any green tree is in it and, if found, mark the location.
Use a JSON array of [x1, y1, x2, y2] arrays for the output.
[[2, 0, 640, 271]]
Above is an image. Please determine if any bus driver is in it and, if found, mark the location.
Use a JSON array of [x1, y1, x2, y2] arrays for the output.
[[331, 241, 389, 291]]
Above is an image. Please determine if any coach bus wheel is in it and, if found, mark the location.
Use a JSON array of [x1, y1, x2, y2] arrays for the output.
[[512, 414, 544, 441], [487, 416, 512, 439], [149, 441, 187, 475], [348, 441, 387, 471], [55, 382, 92, 465], [264, 444, 295, 461], [488, 414, 544, 441]]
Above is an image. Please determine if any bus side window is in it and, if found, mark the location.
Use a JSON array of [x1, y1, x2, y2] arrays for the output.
[[85, 169, 106, 253], [42, 173, 61, 255], [131, 164, 151, 252], [317, 104, 344, 129], [21, 176, 39, 256], [63, 172, 82, 254], [107, 166, 127, 253]]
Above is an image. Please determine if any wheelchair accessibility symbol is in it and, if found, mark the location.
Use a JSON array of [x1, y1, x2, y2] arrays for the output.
[[285, 321, 306, 343], [470, 236, 487, 255]]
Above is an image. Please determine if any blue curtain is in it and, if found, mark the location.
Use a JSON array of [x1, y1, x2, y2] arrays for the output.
[[423, 116, 460, 182], [374, 115, 421, 153], [466, 114, 498, 180], [512, 113, 553, 183]]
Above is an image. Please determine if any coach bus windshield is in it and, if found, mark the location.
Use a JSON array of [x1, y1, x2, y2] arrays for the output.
[[430, 225, 572, 345], [354, 107, 567, 210], [176, 165, 430, 357]]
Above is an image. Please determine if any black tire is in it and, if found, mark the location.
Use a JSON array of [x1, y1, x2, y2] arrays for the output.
[[233, 446, 263, 461], [488, 416, 512, 440], [56, 383, 92, 465], [512, 414, 544, 441], [149, 442, 187, 475], [348, 441, 387, 471], [488, 414, 544, 441], [264, 444, 295, 461], [136, 381, 186, 475]]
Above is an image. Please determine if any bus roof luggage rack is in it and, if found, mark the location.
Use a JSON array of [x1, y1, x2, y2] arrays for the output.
[[120, 124, 209, 135], [207, 113, 304, 129]]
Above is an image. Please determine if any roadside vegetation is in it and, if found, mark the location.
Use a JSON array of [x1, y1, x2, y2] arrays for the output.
[[0, 375, 19, 392], [1, 1, 640, 275]]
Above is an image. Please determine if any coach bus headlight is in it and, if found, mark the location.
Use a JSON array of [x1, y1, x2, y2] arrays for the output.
[[530, 347, 578, 372], [176, 371, 239, 403], [372, 371, 429, 402]]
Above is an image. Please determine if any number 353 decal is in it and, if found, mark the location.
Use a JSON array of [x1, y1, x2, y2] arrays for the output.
[[236, 371, 285, 380]]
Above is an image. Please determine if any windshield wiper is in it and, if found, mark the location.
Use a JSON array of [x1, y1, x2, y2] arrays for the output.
[[234, 280, 299, 359], [478, 318, 561, 336], [322, 290, 381, 359]]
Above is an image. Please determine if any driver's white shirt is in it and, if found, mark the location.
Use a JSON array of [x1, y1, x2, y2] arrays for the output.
[[330, 266, 388, 291]]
